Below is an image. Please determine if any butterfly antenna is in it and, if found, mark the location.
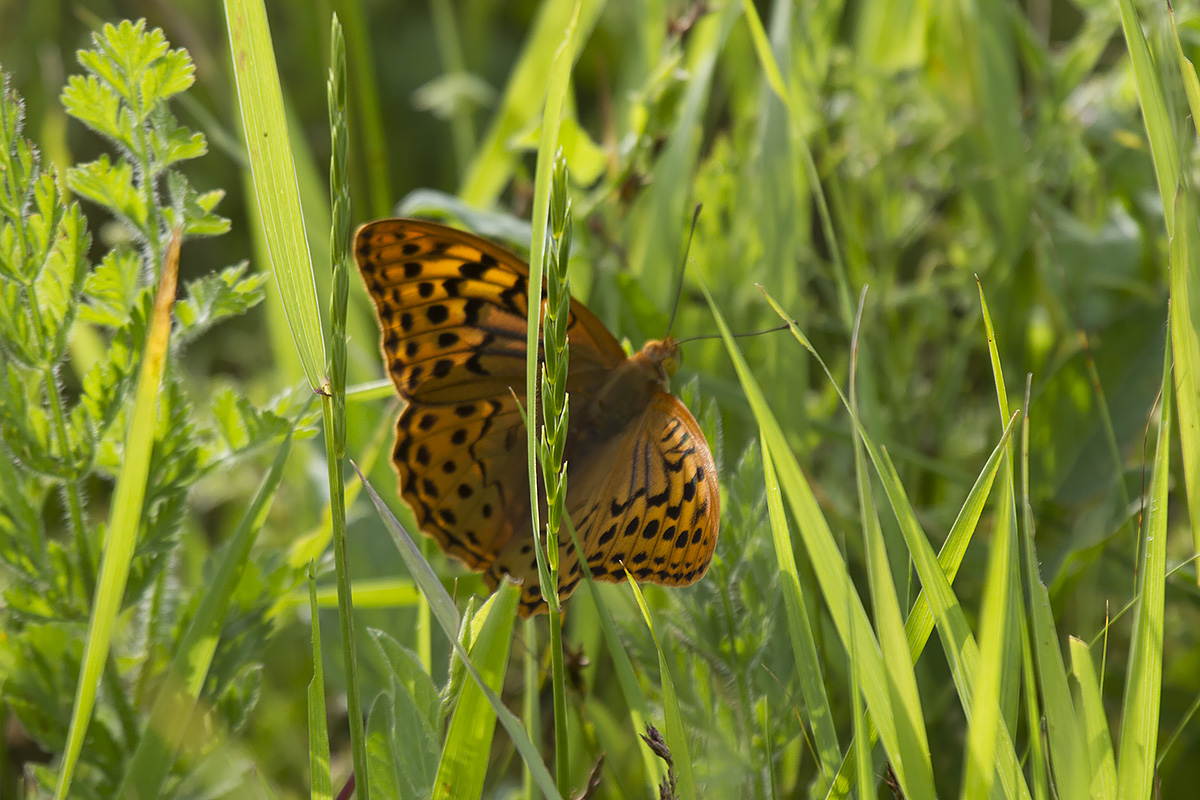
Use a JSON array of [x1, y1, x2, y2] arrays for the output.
[[666, 204, 703, 339], [674, 320, 795, 346]]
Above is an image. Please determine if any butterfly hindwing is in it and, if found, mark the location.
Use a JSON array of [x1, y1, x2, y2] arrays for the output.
[[487, 392, 720, 614], [392, 393, 527, 569]]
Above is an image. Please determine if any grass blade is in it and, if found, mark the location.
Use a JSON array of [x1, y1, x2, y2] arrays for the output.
[[706, 288, 936, 800], [54, 231, 181, 800], [1115, 333, 1171, 799], [458, 0, 603, 207], [760, 440, 840, 791], [354, 463, 561, 799], [625, 571, 697, 800], [224, 0, 326, 390], [1068, 636, 1117, 800], [432, 584, 520, 800]]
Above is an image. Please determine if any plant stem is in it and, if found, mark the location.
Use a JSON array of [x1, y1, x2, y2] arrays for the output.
[[322, 394, 369, 797], [548, 603, 569, 794]]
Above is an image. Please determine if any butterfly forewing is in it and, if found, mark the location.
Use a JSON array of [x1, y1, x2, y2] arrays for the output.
[[356, 218, 625, 405]]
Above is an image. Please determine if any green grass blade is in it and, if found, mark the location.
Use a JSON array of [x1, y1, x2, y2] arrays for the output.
[[564, 517, 661, 790], [706, 288, 936, 800], [354, 464, 561, 799], [224, 0, 326, 389], [626, 571, 697, 800], [1016, 380, 1090, 799], [760, 439, 840, 791], [54, 233, 181, 800], [432, 584, 520, 800], [1164, 15, 1200, 586], [846, 291, 930, 800], [960, 454, 1013, 800], [754, 287, 1031, 799], [1068, 636, 1117, 800], [1115, 334, 1171, 799], [1117, 0, 1200, 589]]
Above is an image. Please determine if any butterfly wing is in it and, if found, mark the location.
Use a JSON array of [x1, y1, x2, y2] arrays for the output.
[[356, 218, 627, 574], [356, 218, 626, 403], [487, 392, 720, 615]]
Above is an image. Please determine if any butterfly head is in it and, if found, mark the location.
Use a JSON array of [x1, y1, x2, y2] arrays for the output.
[[640, 336, 682, 381]]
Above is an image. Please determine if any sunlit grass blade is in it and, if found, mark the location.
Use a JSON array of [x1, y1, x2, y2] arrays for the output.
[[705, 287, 936, 800], [760, 440, 839, 791], [844, 292, 926, 800], [1115, 335, 1171, 799], [975, 278, 1025, 736], [354, 463, 561, 799], [752, 286, 1030, 799], [117, 425, 297, 799], [1016, 374, 1090, 797], [1068, 636, 1117, 800], [962, 279, 1021, 800], [1119, 0, 1200, 580], [846, 290, 929, 800], [1167, 144, 1200, 588], [563, 516, 661, 790], [758, 285, 1019, 795], [433, 584, 519, 800], [307, 563, 333, 800], [960, 454, 1013, 800], [280, 577, 421, 611], [54, 231, 181, 800], [224, 0, 325, 390], [625, 570, 696, 800]]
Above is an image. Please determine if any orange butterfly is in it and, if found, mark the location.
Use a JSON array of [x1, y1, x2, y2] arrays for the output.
[[355, 218, 719, 616]]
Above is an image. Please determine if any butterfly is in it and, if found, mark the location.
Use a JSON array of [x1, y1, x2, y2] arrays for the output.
[[354, 218, 719, 616]]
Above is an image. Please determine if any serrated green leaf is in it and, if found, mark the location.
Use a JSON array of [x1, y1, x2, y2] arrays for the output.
[[142, 47, 196, 106], [80, 249, 141, 328], [79, 289, 151, 443], [175, 262, 267, 341], [68, 155, 148, 230], [156, 119, 207, 167], [209, 385, 291, 456], [78, 20, 176, 119], [31, 202, 90, 363], [60, 74, 126, 149], [216, 662, 263, 734]]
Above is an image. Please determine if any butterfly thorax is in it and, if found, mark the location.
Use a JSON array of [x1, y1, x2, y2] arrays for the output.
[[570, 337, 680, 448]]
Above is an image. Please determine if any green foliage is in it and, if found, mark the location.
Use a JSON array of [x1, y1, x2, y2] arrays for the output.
[[0, 19, 295, 800], [3, 2, 1200, 799]]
